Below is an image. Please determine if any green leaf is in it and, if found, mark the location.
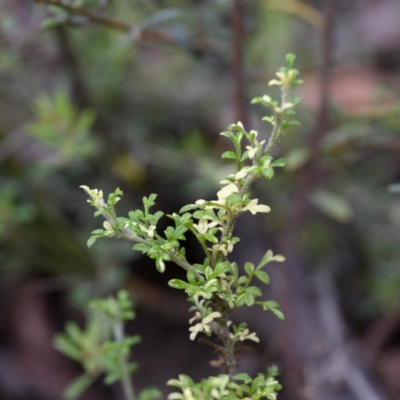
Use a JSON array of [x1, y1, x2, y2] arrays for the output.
[[54, 334, 81, 361], [263, 168, 274, 180], [257, 250, 285, 269], [226, 193, 243, 204], [244, 262, 254, 276], [286, 53, 296, 68], [234, 373, 252, 384], [246, 286, 261, 296], [270, 158, 288, 168], [230, 262, 239, 279], [87, 235, 100, 248], [179, 204, 199, 213], [138, 388, 162, 400], [212, 262, 228, 278], [222, 151, 238, 160], [309, 190, 353, 223], [65, 322, 83, 345], [235, 293, 246, 307], [220, 130, 236, 140], [270, 308, 285, 320], [63, 374, 95, 400], [285, 148, 310, 171], [258, 250, 273, 269], [254, 270, 270, 285], [205, 266, 213, 280], [168, 279, 189, 290], [263, 300, 279, 309], [187, 271, 196, 285], [132, 243, 149, 252], [245, 292, 255, 306]]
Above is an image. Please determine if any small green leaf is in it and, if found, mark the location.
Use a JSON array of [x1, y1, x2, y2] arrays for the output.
[[270, 308, 285, 320], [138, 388, 162, 400], [87, 235, 99, 248], [234, 373, 252, 384], [222, 151, 238, 160], [258, 250, 273, 269], [263, 168, 274, 180], [286, 53, 296, 68], [186, 271, 196, 285], [246, 286, 261, 296], [270, 158, 288, 168], [63, 374, 95, 400], [235, 293, 246, 307], [168, 279, 188, 290], [226, 193, 243, 204], [245, 292, 255, 306], [254, 270, 270, 285], [244, 262, 254, 276], [179, 204, 198, 213], [132, 243, 149, 252], [54, 334, 81, 361], [309, 190, 353, 223]]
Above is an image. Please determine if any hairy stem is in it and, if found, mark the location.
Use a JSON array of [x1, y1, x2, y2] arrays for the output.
[[211, 298, 237, 379]]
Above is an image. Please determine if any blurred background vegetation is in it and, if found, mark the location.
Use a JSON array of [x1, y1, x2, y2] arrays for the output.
[[1, 0, 400, 399]]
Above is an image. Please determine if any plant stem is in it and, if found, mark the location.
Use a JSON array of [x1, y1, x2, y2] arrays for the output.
[[211, 298, 237, 378], [113, 320, 136, 400]]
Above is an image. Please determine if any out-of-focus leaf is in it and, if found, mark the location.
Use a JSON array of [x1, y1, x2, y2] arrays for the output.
[[285, 148, 310, 171], [63, 374, 95, 400], [309, 190, 353, 223]]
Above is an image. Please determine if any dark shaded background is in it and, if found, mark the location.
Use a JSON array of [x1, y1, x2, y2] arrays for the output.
[[1, 0, 400, 399]]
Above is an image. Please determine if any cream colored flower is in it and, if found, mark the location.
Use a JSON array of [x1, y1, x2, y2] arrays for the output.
[[103, 221, 113, 232], [189, 312, 222, 340], [237, 328, 260, 343], [242, 199, 271, 215], [217, 183, 238, 202], [246, 146, 257, 159], [145, 225, 156, 238], [193, 218, 219, 234], [80, 185, 104, 208]]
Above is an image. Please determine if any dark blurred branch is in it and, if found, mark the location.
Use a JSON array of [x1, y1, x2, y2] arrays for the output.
[[36, 0, 137, 33], [55, 26, 90, 109], [35, 0, 223, 62], [232, 0, 247, 125]]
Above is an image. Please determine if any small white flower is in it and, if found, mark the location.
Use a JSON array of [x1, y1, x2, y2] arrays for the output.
[[217, 183, 238, 201], [103, 221, 113, 232], [212, 243, 228, 257], [189, 312, 222, 340], [137, 224, 156, 238], [233, 168, 248, 180], [226, 240, 234, 253], [193, 218, 219, 234], [242, 199, 271, 215], [158, 257, 165, 273], [246, 146, 258, 159], [80, 185, 104, 207], [268, 79, 281, 86], [237, 328, 260, 343]]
